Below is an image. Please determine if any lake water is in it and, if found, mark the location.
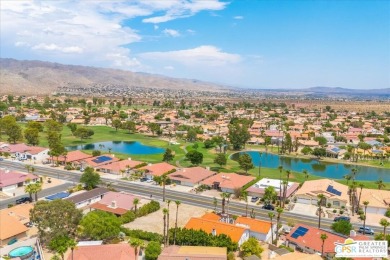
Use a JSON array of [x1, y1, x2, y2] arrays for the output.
[[67, 141, 165, 155], [231, 151, 390, 182]]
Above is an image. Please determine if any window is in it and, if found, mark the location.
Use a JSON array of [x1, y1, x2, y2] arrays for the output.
[[333, 201, 340, 206]]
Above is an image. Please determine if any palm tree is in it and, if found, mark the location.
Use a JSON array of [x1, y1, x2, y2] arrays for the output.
[[68, 239, 77, 260], [380, 218, 390, 237], [240, 191, 249, 217], [220, 192, 230, 214], [268, 212, 275, 245], [344, 174, 352, 185], [33, 182, 42, 202], [163, 208, 168, 246], [129, 238, 144, 259], [350, 182, 358, 216], [362, 201, 369, 234], [24, 184, 35, 201], [357, 183, 365, 211], [161, 174, 169, 202], [166, 200, 171, 246], [276, 207, 283, 241], [376, 179, 386, 190], [278, 165, 283, 205], [226, 193, 232, 220], [302, 169, 309, 180], [320, 233, 328, 257], [173, 200, 181, 245], [133, 198, 139, 214], [317, 194, 325, 228]]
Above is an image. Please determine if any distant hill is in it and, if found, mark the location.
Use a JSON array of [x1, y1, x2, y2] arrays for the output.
[[0, 58, 228, 95], [303, 86, 389, 95]]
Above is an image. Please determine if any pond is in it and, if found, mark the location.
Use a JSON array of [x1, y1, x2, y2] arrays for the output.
[[231, 151, 390, 182], [67, 141, 165, 155]]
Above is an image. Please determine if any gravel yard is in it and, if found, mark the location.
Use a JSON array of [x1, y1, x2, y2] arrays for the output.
[[123, 203, 209, 234]]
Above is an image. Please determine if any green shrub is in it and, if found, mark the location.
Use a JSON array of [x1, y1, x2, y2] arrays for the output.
[[340, 210, 344, 214], [92, 150, 101, 157], [145, 241, 161, 260], [327, 203, 331, 208], [121, 211, 136, 224], [333, 209, 337, 213], [279, 245, 294, 252], [285, 199, 290, 205], [385, 209, 390, 218], [136, 201, 160, 217], [121, 228, 163, 242]]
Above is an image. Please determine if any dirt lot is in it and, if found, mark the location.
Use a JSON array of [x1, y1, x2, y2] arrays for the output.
[[123, 203, 209, 234]]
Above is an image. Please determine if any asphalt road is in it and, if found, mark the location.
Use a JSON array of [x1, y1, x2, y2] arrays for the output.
[[0, 160, 379, 235]]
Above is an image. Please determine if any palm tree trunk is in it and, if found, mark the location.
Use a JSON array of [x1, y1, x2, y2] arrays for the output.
[[163, 214, 166, 246], [166, 211, 170, 246], [318, 205, 322, 228], [163, 182, 166, 202], [174, 205, 179, 245], [245, 202, 248, 217]]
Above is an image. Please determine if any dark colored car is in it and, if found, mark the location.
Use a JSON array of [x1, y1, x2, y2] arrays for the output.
[[140, 177, 148, 182], [358, 227, 374, 235], [16, 197, 32, 204], [262, 204, 275, 210], [251, 197, 259, 203], [334, 216, 350, 222]]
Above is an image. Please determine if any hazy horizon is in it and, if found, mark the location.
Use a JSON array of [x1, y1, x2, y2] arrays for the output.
[[1, 0, 389, 90]]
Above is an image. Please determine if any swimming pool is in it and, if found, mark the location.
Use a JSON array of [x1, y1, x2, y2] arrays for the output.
[[9, 246, 34, 259]]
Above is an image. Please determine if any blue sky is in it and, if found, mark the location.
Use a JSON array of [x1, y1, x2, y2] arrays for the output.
[[1, 0, 389, 89]]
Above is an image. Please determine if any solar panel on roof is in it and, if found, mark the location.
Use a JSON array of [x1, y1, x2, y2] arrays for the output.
[[326, 185, 342, 196], [290, 226, 309, 239], [92, 155, 112, 163]]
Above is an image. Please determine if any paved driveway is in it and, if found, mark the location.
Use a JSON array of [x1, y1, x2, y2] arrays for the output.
[[290, 203, 318, 217]]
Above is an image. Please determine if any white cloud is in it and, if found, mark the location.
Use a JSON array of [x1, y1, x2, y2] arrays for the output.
[[140, 45, 241, 67], [154, 25, 159, 30], [234, 15, 244, 19], [32, 43, 83, 54], [163, 29, 180, 37], [187, 29, 196, 34], [164, 65, 175, 70]]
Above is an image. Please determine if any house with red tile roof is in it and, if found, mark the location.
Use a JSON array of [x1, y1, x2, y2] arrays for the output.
[[158, 246, 227, 260], [56, 150, 93, 166], [0, 169, 39, 193], [140, 162, 176, 180], [89, 191, 140, 216], [246, 178, 299, 199], [170, 167, 217, 187], [286, 224, 368, 258], [68, 243, 135, 260], [185, 214, 249, 246], [201, 173, 255, 193], [235, 216, 274, 242], [82, 154, 120, 168], [98, 159, 144, 175]]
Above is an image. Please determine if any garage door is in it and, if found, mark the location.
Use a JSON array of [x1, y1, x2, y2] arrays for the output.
[[366, 207, 386, 215], [296, 198, 312, 205]]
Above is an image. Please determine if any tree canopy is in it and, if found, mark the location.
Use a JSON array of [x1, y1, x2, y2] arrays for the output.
[[80, 167, 101, 190], [78, 211, 121, 241]]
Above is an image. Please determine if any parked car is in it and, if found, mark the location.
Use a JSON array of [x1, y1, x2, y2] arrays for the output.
[[334, 216, 350, 222], [283, 227, 291, 234], [140, 177, 148, 182], [251, 197, 259, 203], [262, 204, 275, 210], [25, 222, 33, 228], [16, 197, 32, 204], [358, 227, 374, 235], [0, 157, 4, 161]]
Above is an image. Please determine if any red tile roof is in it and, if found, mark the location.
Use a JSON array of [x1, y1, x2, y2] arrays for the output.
[[140, 162, 176, 177], [235, 216, 271, 234], [68, 244, 135, 260], [57, 150, 92, 162], [201, 173, 255, 190], [169, 167, 216, 184]]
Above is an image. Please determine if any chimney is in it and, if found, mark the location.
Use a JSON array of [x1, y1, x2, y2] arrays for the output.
[[206, 166, 210, 171], [128, 158, 132, 161], [212, 228, 217, 236], [111, 200, 117, 208], [350, 230, 356, 237]]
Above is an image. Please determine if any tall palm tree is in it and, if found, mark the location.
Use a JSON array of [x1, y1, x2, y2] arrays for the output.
[[362, 201, 369, 234], [320, 233, 328, 257], [24, 184, 35, 201], [33, 182, 42, 201], [276, 207, 283, 241], [163, 208, 168, 246], [380, 218, 390, 237], [173, 200, 181, 245], [376, 179, 386, 190], [226, 193, 232, 221], [161, 174, 168, 202], [350, 182, 358, 216], [166, 200, 171, 246], [133, 198, 139, 214], [129, 238, 144, 259], [357, 183, 365, 211], [220, 192, 229, 215], [268, 212, 275, 245], [68, 239, 77, 260], [317, 194, 325, 228], [278, 165, 283, 205], [240, 191, 249, 217], [344, 174, 352, 185]]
